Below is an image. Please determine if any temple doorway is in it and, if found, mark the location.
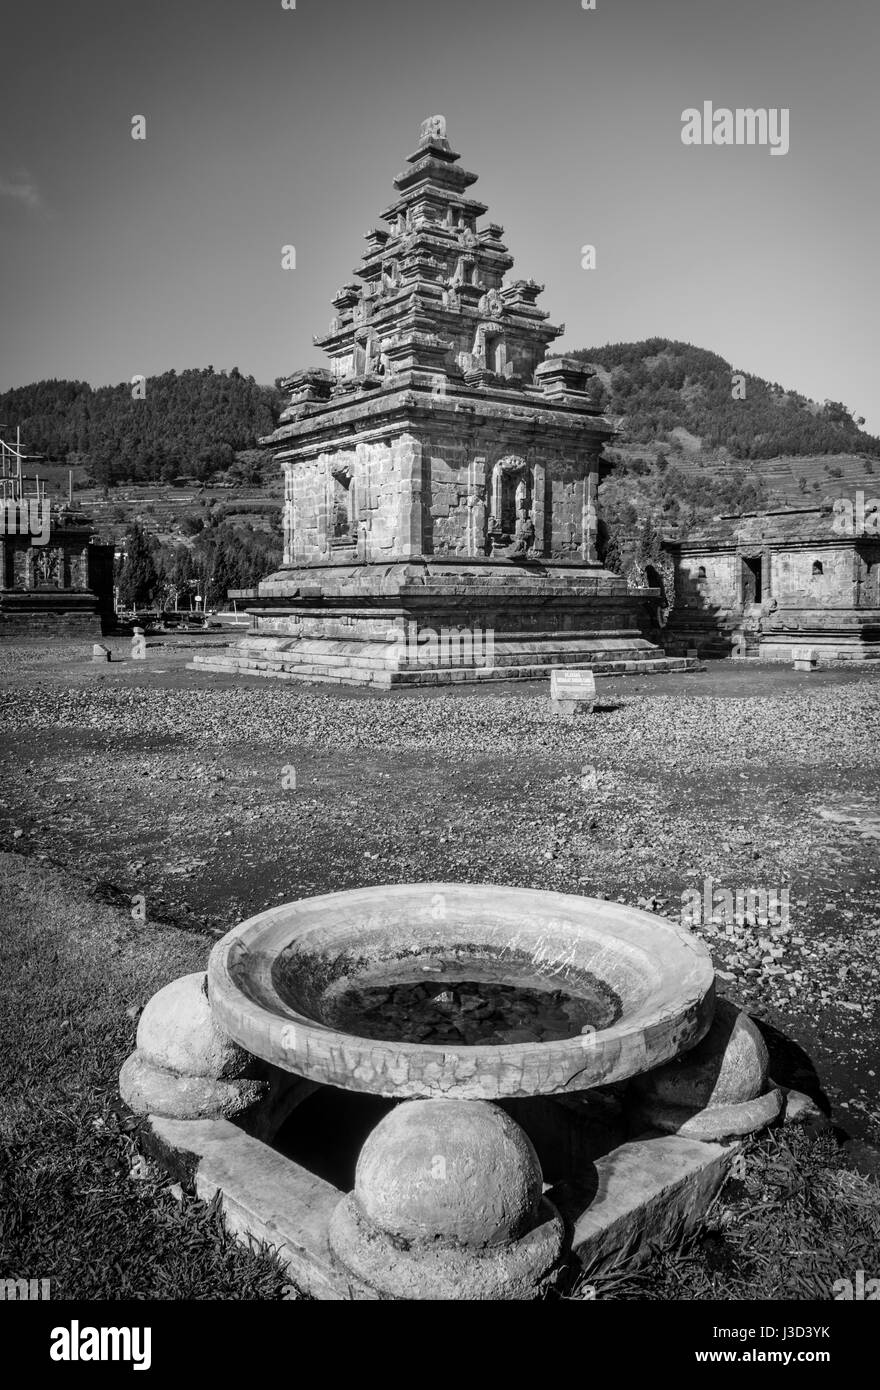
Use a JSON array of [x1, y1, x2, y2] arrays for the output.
[[742, 555, 763, 605]]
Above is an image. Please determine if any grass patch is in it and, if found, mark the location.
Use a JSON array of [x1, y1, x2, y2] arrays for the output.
[[0, 852, 291, 1299], [572, 1126, 880, 1300]]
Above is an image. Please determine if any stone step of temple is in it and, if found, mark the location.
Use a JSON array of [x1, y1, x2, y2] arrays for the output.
[[190, 651, 697, 688], [196, 636, 666, 668]]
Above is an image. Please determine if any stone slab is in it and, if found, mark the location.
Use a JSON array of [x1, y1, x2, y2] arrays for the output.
[[564, 1131, 734, 1274], [150, 1114, 376, 1301], [191, 653, 697, 688], [792, 646, 818, 670], [190, 624, 699, 689], [145, 1114, 734, 1299]]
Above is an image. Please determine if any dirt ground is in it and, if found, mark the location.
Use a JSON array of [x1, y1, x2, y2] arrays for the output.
[[1, 635, 878, 1156]]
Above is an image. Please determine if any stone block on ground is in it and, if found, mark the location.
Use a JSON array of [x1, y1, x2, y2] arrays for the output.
[[565, 1132, 734, 1273], [792, 646, 818, 671], [549, 667, 596, 716]]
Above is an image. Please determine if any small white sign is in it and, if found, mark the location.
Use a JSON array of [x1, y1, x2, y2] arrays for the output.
[[551, 669, 596, 700]]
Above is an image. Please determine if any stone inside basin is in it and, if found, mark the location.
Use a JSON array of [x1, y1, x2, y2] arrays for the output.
[[277, 947, 621, 1046], [207, 883, 716, 1100]]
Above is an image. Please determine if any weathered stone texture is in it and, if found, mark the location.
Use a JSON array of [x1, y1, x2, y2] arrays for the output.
[[197, 118, 690, 686], [664, 506, 880, 660]]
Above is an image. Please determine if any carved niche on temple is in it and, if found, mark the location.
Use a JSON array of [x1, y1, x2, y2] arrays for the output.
[[470, 322, 508, 376], [487, 456, 537, 557], [283, 469, 295, 563], [479, 288, 504, 319], [32, 548, 63, 588], [330, 464, 357, 550]]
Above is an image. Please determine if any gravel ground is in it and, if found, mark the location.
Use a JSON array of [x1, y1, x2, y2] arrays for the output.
[[1, 636, 878, 1150]]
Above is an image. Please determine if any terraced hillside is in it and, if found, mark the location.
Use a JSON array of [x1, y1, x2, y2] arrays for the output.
[[576, 340, 879, 537]]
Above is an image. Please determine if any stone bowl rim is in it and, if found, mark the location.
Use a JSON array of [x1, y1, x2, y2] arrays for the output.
[[207, 882, 716, 1100]]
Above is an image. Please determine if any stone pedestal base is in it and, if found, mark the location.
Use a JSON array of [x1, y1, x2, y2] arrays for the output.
[[137, 1106, 740, 1299], [759, 611, 880, 663], [327, 1099, 564, 1300], [192, 632, 695, 689], [190, 560, 696, 688], [119, 972, 270, 1125], [0, 589, 105, 638], [330, 1189, 564, 1300], [631, 999, 783, 1140], [119, 1050, 268, 1124]]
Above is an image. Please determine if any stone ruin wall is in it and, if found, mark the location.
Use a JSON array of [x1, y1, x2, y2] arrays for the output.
[[0, 610, 102, 637], [286, 437, 420, 563], [675, 552, 738, 612], [4, 541, 90, 591], [285, 433, 600, 565], [672, 542, 880, 618], [771, 547, 855, 607]]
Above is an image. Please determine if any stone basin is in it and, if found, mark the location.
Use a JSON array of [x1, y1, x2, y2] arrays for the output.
[[207, 883, 715, 1100]]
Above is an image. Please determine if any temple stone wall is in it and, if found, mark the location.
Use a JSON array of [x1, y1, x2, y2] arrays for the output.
[[771, 548, 854, 607], [675, 553, 739, 610], [550, 467, 587, 560], [673, 546, 864, 613], [0, 521, 113, 636], [664, 509, 880, 660], [286, 437, 605, 565], [0, 610, 102, 637], [391, 435, 423, 558], [426, 440, 471, 555]]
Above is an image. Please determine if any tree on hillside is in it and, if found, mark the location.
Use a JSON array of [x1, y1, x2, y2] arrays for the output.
[[228, 451, 264, 487], [194, 442, 235, 481], [117, 523, 159, 607], [598, 520, 623, 575], [635, 515, 662, 568]]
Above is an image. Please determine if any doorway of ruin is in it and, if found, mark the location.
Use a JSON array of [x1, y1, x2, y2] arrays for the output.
[[742, 555, 763, 605]]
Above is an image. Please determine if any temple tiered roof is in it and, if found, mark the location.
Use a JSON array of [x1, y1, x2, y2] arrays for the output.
[[281, 116, 572, 417]]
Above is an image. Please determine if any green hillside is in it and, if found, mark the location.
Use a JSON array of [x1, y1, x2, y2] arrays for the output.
[[570, 339, 880, 536], [573, 338, 879, 460], [0, 369, 282, 486]]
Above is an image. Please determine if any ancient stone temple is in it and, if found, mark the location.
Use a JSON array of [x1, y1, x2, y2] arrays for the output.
[[0, 446, 113, 636], [197, 116, 691, 686], [663, 504, 880, 661]]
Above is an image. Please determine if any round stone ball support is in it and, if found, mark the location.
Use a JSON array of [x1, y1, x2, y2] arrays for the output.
[[119, 972, 269, 1124], [328, 1099, 565, 1300], [631, 998, 783, 1140]]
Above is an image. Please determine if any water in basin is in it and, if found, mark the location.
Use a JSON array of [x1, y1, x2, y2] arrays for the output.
[[321, 960, 620, 1046]]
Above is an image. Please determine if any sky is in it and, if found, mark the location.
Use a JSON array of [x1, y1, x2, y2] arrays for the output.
[[1, 0, 878, 430]]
